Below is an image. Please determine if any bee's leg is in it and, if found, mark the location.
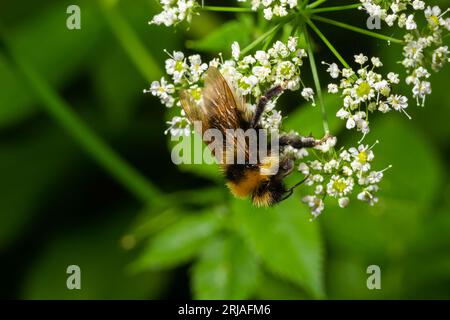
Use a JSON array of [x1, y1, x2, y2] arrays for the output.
[[277, 156, 294, 178], [279, 133, 331, 149], [276, 156, 309, 202], [279, 134, 317, 148], [281, 188, 294, 201], [277, 157, 295, 202], [251, 85, 285, 128], [281, 175, 310, 201]]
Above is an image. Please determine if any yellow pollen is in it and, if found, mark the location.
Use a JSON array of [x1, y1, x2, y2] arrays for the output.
[[333, 179, 347, 193], [356, 81, 371, 97], [191, 88, 202, 100], [358, 151, 368, 164], [175, 61, 184, 72], [430, 16, 439, 26]]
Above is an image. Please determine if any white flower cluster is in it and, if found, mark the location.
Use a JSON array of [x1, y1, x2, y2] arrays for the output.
[[359, 1, 450, 106], [144, 50, 207, 136], [150, 0, 197, 27], [299, 141, 390, 218], [223, 38, 313, 130], [145, 37, 312, 136], [360, 0, 427, 26], [324, 54, 409, 137], [239, 0, 298, 20]]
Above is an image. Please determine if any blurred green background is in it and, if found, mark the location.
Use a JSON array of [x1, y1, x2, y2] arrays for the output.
[[0, 0, 449, 299]]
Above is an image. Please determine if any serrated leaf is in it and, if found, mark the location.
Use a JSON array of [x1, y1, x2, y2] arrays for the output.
[[232, 198, 324, 298], [191, 234, 259, 300], [131, 210, 222, 271]]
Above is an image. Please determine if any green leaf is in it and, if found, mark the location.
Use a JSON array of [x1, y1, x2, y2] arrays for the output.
[[283, 93, 343, 136], [322, 116, 444, 298], [168, 131, 223, 182], [186, 16, 253, 53], [22, 212, 169, 299], [131, 210, 222, 271], [412, 199, 450, 255], [232, 198, 325, 298], [326, 257, 392, 299], [370, 116, 443, 207], [254, 271, 309, 300], [0, 0, 104, 128], [322, 116, 443, 257], [191, 234, 259, 300]]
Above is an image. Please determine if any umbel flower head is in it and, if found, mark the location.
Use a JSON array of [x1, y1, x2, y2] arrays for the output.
[[142, 1, 450, 216], [324, 54, 410, 137], [145, 37, 314, 136], [239, 0, 298, 20], [300, 140, 391, 218], [149, 0, 298, 27], [150, 0, 198, 27], [145, 37, 393, 217], [149, 0, 301, 25], [359, 1, 450, 106]]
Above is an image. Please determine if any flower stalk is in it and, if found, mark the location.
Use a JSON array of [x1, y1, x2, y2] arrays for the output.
[[241, 23, 282, 55], [310, 15, 404, 44], [303, 25, 329, 134], [310, 3, 361, 14], [307, 0, 328, 9], [201, 6, 254, 13], [305, 17, 351, 69]]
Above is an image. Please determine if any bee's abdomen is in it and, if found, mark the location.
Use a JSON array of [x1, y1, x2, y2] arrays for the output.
[[224, 164, 247, 183], [225, 165, 267, 198], [252, 179, 285, 207]]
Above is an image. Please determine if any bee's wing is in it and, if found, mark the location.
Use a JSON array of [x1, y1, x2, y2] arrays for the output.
[[202, 67, 251, 164], [202, 67, 241, 131], [179, 89, 207, 135]]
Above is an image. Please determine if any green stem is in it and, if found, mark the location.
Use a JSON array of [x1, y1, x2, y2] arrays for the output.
[[241, 13, 296, 55], [311, 15, 404, 44], [310, 3, 361, 13], [303, 26, 329, 134], [262, 28, 278, 51], [241, 24, 282, 56], [0, 27, 165, 207], [201, 6, 254, 13], [305, 18, 350, 68], [307, 0, 328, 9], [99, 0, 163, 81]]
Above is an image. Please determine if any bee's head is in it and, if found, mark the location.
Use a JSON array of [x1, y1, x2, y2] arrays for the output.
[[251, 178, 286, 207]]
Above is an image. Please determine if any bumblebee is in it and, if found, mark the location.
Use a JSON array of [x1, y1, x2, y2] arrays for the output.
[[180, 67, 325, 207]]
